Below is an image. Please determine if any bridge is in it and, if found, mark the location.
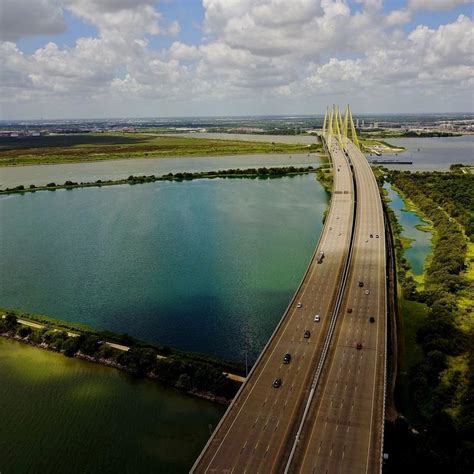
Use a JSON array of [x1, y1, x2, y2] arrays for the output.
[[192, 106, 387, 474]]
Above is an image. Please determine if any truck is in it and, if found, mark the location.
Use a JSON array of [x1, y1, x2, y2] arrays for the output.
[[317, 250, 325, 264]]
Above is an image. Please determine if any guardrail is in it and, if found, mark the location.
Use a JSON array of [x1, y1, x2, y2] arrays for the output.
[[191, 134, 342, 473], [284, 138, 358, 472]]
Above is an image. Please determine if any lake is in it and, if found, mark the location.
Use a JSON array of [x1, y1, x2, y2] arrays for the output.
[[378, 135, 474, 170], [0, 174, 327, 363], [384, 182, 432, 276], [0, 152, 321, 189], [0, 337, 224, 473]]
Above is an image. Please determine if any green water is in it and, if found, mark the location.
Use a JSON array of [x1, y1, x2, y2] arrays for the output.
[[384, 182, 432, 276], [0, 337, 225, 473], [0, 175, 327, 362]]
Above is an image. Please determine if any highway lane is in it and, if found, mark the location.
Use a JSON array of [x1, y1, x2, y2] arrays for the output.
[[192, 138, 355, 473], [290, 138, 386, 474]]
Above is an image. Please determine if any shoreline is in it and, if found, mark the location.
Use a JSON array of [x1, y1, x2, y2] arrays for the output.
[[0, 309, 247, 405], [0, 333, 234, 405], [1, 165, 316, 194]]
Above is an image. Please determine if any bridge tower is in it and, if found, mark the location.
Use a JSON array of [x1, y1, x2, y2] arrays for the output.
[[345, 106, 360, 149], [322, 107, 328, 136]]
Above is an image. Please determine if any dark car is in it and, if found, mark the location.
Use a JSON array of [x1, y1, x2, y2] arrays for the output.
[[347, 308, 353, 314], [283, 353, 291, 364], [304, 330, 311, 339], [370, 234, 373, 238], [369, 317, 375, 323], [358, 281, 364, 287], [273, 378, 282, 388], [356, 343, 363, 350]]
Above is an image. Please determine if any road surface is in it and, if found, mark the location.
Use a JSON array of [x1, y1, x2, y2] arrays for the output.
[[192, 137, 355, 472], [290, 138, 387, 473]]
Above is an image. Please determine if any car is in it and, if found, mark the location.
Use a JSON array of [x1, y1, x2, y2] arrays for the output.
[[375, 234, 379, 238], [338, 232, 342, 236], [336, 216, 340, 219], [304, 330, 311, 338], [365, 239, 369, 243], [283, 353, 291, 364], [273, 378, 282, 388], [356, 343, 363, 350], [297, 302, 302, 308], [347, 308, 353, 313], [358, 281, 364, 287], [365, 289, 370, 295], [370, 234, 374, 238], [369, 317, 375, 323], [314, 314, 320, 322]]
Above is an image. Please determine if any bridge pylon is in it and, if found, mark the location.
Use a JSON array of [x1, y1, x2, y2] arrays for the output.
[[346, 106, 360, 149]]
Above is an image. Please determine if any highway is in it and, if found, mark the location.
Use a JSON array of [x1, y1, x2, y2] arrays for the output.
[[288, 138, 387, 473], [192, 137, 355, 472], [192, 107, 387, 474]]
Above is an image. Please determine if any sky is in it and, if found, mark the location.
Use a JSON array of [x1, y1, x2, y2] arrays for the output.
[[0, 0, 473, 119]]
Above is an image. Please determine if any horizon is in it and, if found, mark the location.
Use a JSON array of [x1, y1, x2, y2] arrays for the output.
[[2, 111, 474, 124]]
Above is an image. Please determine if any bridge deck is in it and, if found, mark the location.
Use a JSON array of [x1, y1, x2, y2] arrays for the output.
[[290, 139, 387, 473], [192, 136, 386, 474], [192, 139, 355, 473]]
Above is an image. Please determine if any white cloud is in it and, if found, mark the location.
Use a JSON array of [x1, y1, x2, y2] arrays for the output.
[[169, 42, 201, 61], [385, 9, 412, 26], [0, 0, 472, 117]]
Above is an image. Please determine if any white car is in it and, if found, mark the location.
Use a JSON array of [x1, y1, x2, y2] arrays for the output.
[[314, 314, 320, 322], [297, 302, 302, 308], [365, 290, 370, 295]]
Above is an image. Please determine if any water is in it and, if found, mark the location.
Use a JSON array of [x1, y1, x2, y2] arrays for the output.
[[384, 183, 432, 275], [377, 135, 474, 170], [0, 152, 321, 189], [170, 132, 319, 144], [0, 175, 327, 362], [0, 337, 224, 473]]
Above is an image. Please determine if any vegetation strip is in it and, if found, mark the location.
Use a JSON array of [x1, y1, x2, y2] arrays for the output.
[[0, 309, 246, 405], [0, 133, 319, 166], [1, 166, 316, 194], [380, 165, 473, 472]]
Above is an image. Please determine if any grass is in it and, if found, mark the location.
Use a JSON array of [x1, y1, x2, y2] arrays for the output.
[[1, 307, 246, 375], [458, 241, 474, 333], [395, 294, 429, 419], [315, 166, 333, 193], [0, 133, 316, 167], [442, 354, 470, 419], [359, 138, 405, 152]]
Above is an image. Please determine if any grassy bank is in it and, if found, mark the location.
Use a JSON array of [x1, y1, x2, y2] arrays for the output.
[[1, 166, 316, 194], [359, 138, 405, 154], [361, 130, 462, 139], [315, 165, 332, 193], [383, 168, 473, 472], [0, 308, 245, 404], [0, 133, 318, 166]]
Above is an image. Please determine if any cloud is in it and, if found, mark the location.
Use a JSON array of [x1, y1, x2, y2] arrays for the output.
[[169, 41, 200, 61], [0, 0, 472, 117], [304, 15, 474, 96], [408, 0, 471, 11], [0, 0, 66, 41]]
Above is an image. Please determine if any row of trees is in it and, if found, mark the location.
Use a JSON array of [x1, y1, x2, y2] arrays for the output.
[[384, 170, 473, 472], [2, 166, 315, 194], [0, 313, 239, 400]]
